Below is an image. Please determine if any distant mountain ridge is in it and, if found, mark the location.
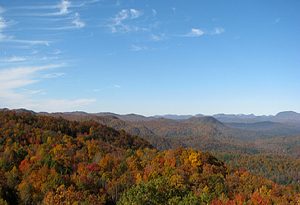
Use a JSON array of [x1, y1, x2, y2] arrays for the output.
[[154, 111, 300, 124]]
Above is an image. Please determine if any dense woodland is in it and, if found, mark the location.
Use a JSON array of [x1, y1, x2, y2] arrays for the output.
[[214, 153, 300, 188], [0, 110, 300, 204]]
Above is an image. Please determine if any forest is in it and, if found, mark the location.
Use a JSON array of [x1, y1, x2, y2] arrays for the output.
[[0, 109, 299, 204]]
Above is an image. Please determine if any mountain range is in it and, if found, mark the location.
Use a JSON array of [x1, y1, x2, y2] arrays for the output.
[[2, 108, 300, 157], [154, 111, 300, 124], [32, 109, 300, 157]]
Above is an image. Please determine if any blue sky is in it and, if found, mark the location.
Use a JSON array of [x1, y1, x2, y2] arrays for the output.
[[0, 0, 299, 115]]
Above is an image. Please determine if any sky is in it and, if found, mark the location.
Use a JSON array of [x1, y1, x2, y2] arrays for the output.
[[0, 0, 299, 116]]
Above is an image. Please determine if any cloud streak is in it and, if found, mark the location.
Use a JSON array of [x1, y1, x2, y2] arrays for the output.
[[0, 64, 62, 88], [130, 44, 148, 51], [108, 9, 143, 33], [0, 15, 7, 40], [185, 28, 204, 37], [58, 0, 71, 15], [72, 12, 85, 28], [0, 8, 51, 46], [0, 64, 95, 112], [183, 27, 225, 37], [0, 56, 27, 63]]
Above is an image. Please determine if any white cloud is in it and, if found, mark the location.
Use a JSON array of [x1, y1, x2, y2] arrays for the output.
[[130, 44, 147, 51], [6, 39, 50, 46], [0, 7, 52, 46], [0, 16, 50, 46], [183, 27, 225, 37], [11, 0, 99, 14], [0, 64, 62, 90], [72, 12, 85, 28], [108, 9, 143, 33], [0, 16, 7, 40], [58, 0, 71, 15], [185, 28, 204, 37], [22, 88, 45, 95], [151, 33, 165, 41], [0, 64, 95, 112], [0, 56, 27, 63], [52, 49, 62, 55], [0, 16, 6, 30], [130, 9, 142, 19], [42, 72, 65, 78], [40, 12, 85, 30], [16, 0, 71, 16]]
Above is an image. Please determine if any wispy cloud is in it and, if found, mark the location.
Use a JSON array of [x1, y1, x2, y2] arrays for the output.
[[42, 72, 65, 79], [0, 56, 27, 63], [21, 88, 46, 95], [72, 12, 85, 28], [11, 0, 99, 11], [130, 44, 148, 51], [0, 64, 62, 92], [58, 0, 71, 15], [150, 33, 166, 41], [185, 28, 204, 37], [0, 16, 6, 30], [0, 64, 95, 112], [108, 9, 144, 33], [5, 39, 50, 46], [31, 0, 71, 16], [183, 27, 225, 37], [0, 16, 7, 40], [0, 10, 50, 46], [92, 84, 121, 93], [52, 49, 62, 55], [46, 12, 86, 30]]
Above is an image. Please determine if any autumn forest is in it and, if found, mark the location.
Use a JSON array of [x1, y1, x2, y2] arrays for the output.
[[0, 109, 299, 204]]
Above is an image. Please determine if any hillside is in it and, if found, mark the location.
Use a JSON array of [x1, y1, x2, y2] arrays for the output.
[[0, 110, 299, 204], [50, 112, 254, 152], [47, 111, 300, 154], [215, 152, 300, 186]]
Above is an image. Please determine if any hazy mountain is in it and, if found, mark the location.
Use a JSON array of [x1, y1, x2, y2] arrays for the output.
[[152, 111, 300, 124], [273, 111, 300, 123], [153, 114, 193, 120], [213, 111, 300, 124], [226, 121, 300, 139], [212, 114, 272, 123]]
